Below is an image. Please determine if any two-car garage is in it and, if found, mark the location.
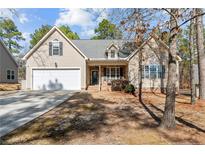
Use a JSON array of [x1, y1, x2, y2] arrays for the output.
[[32, 68, 81, 90]]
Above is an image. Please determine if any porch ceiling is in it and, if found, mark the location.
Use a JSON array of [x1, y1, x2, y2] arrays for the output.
[[87, 59, 128, 66]]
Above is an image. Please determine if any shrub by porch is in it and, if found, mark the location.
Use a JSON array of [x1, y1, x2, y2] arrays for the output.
[[111, 79, 129, 91]]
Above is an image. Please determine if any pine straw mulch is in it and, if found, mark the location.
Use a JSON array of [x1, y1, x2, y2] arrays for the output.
[[0, 83, 21, 91], [1, 91, 205, 145]]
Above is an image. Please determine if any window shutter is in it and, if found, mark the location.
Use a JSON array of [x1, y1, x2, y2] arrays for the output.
[[49, 42, 52, 56], [60, 42, 63, 56]]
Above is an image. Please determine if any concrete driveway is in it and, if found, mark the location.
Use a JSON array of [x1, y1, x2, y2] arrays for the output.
[[0, 90, 75, 137]]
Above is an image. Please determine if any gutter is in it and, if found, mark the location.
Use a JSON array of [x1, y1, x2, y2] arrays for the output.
[[87, 58, 128, 61]]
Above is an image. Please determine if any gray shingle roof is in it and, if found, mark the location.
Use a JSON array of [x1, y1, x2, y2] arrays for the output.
[[71, 40, 133, 59]]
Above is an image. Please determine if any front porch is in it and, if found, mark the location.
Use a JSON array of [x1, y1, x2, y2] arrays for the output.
[[86, 60, 128, 91]]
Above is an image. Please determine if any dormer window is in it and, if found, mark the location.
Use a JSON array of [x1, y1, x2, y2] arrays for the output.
[[49, 39, 63, 56], [111, 50, 115, 58], [108, 49, 118, 59], [106, 43, 119, 59]]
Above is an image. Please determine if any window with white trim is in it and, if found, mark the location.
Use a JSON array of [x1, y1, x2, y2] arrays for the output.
[[144, 65, 149, 78], [7, 70, 15, 80], [7, 70, 10, 80], [107, 48, 119, 59], [116, 67, 120, 78], [142, 65, 165, 79], [111, 50, 115, 58], [52, 39, 60, 55], [150, 65, 157, 79], [111, 68, 115, 78], [105, 67, 121, 81], [11, 70, 15, 80]]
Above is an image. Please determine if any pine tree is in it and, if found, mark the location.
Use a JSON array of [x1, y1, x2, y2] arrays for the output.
[[195, 8, 205, 99], [189, 10, 196, 104], [0, 18, 25, 53]]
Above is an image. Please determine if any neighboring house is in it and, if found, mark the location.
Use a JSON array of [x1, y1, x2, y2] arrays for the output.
[[0, 40, 18, 83], [23, 26, 178, 91]]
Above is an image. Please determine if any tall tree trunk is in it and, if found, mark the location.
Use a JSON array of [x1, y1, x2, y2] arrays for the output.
[[179, 62, 184, 89], [8, 38, 12, 50], [138, 52, 143, 102], [160, 75, 165, 93], [195, 8, 205, 100], [160, 54, 165, 94], [134, 8, 144, 102], [161, 9, 178, 129], [189, 10, 196, 104]]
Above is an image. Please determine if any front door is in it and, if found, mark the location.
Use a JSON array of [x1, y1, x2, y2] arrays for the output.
[[91, 70, 99, 85]]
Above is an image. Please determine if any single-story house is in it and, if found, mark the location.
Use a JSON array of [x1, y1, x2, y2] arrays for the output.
[[23, 26, 179, 91], [0, 40, 18, 83]]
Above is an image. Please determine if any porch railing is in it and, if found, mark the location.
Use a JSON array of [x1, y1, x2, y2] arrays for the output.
[[102, 76, 125, 83]]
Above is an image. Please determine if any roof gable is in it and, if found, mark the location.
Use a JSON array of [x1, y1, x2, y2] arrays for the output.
[[106, 43, 119, 50], [126, 34, 170, 61], [0, 40, 18, 67], [23, 26, 87, 60], [126, 36, 152, 61]]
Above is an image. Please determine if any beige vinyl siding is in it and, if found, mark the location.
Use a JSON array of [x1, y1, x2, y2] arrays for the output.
[[0, 42, 18, 83], [128, 39, 169, 89], [26, 30, 86, 90]]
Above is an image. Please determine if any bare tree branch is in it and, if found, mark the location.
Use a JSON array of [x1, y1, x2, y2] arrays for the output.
[[178, 12, 205, 28], [162, 8, 178, 24]]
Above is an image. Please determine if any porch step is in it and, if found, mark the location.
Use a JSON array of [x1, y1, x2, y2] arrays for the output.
[[87, 85, 99, 91], [87, 85, 111, 91], [101, 85, 111, 91]]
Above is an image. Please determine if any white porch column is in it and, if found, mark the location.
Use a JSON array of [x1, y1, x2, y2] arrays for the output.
[[99, 65, 101, 91]]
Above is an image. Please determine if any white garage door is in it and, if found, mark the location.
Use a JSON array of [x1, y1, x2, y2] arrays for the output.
[[32, 69, 81, 90]]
